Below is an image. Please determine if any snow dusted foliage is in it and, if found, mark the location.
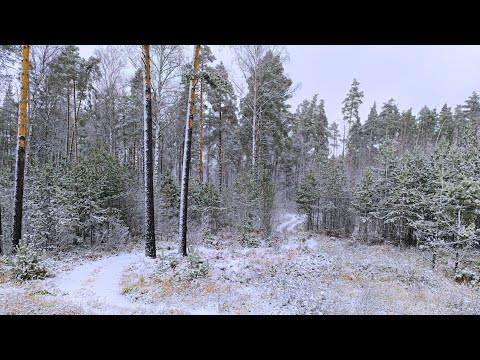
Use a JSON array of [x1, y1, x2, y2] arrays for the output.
[[296, 170, 319, 231], [4, 45, 480, 314], [157, 171, 180, 234], [342, 78, 364, 133], [9, 242, 50, 281]]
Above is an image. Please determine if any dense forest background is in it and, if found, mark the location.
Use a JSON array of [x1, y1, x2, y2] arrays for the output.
[[1, 45, 480, 276]]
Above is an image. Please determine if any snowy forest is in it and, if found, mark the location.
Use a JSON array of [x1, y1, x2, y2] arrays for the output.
[[1, 45, 480, 315]]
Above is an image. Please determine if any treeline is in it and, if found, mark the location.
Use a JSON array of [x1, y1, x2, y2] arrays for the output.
[[0, 45, 294, 254], [1, 45, 480, 273], [295, 80, 480, 272]]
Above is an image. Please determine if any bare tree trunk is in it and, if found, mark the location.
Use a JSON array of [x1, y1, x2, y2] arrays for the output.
[[160, 135, 164, 176], [198, 60, 204, 183], [206, 145, 210, 183], [218, 105, 223, 191], [178, 45, 201, 256], [75, 91, 82, 161], [70, 79, 76, 160], [0, 201, 3, 255], [142, 45, 156, 258], [252, 72, 257, 172], [178, 140, 184, 183], [66, 85, 70, 159], [454, 208, 461, 273], [12, 45, 30, 253], [154, 119, 161, 188]]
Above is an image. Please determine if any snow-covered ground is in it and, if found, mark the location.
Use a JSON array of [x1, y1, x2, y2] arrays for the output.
[[1, 213, 480, 314]]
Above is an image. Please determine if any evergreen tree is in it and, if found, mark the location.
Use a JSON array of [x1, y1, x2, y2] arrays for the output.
[[437, 104, 454, 143], [158, 170, 180, 233], [352, 168, 379, 240], [296, 170, 319, 230], [417, 106, 438, 145], [378, 98, 401, 145], [363, 102, 379, 156], [328, 121, 341, 158], [341, 78, 364, 140], [0, 83, 18, 176], [399, 108, 416, 147]]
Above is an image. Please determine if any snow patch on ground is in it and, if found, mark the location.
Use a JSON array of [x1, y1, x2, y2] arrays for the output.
[[54, 251, 159, 314]]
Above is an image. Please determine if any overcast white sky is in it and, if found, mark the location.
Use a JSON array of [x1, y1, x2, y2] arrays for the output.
[[79, 45, 480, 127]]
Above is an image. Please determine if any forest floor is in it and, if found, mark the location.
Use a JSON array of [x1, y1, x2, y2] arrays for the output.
[[1, 213, 480, 315]]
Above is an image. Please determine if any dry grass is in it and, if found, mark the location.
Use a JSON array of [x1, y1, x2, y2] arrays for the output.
[[2, 229, 480, 314], [0, 287, 88, 315]]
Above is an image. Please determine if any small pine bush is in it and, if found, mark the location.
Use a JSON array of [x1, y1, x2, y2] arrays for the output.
[[187, 248, 209, 280], [11, 242, 50, 281]]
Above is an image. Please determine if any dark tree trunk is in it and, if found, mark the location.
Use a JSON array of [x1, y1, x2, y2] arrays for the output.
[[142, 45, 156, 258], [66, 85, 70, 159], [70, 79, 76, 160], [178, 45, 201, 256], [0, 201, 3, 255], [12, 45, 30, 253], [454, 249, 459, 273], [198, 59, 204, 183], [218, 105, 223, 192]]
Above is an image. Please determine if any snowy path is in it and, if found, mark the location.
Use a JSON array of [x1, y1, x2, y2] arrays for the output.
[[277, 213, 305, 233], [55, 251, 158, 314], [52, 213, 305, 314]]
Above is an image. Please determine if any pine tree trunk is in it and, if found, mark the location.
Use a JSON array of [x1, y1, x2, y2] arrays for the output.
[[218, 105, 223, 191], [252, 77, 257, 172], [12, 45, 30, 253], [66, 85, 70, 159], [198, 60, 204, 183], [75, 93, 82, 161], [142, 45, 156, 258], [178, 45, 201, 256], [454, 208, 461, 273], [179, 140, 184, 183], [0, 201, 3, 255], [70, 79, 76, 160], [206, 145, 210, 183], [154, 119, 161, 187]]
